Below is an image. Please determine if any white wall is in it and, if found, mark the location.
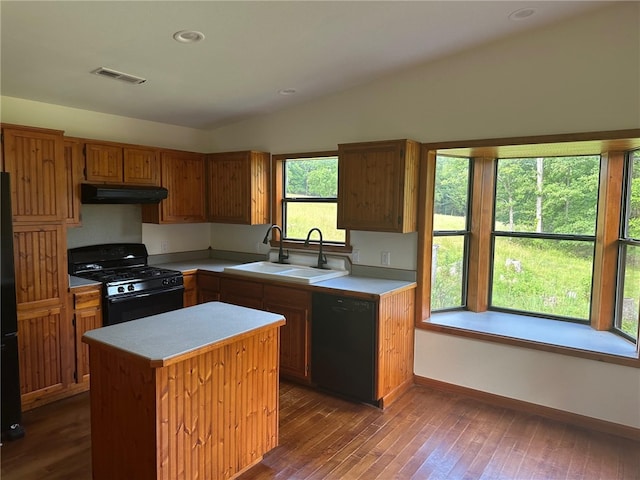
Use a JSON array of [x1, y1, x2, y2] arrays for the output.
[[205, 3, 640, 428]]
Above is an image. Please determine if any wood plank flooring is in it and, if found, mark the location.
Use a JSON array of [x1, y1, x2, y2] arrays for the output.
[[2, 381, 638, 479]]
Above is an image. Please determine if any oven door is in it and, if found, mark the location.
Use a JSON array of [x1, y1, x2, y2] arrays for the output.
[[104, 285, 184, 326]]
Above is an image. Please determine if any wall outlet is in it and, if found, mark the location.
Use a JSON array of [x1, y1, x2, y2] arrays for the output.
[[160, 240, 169, 253], [381, 251, 391, 266], [352, 250, 360, 264]]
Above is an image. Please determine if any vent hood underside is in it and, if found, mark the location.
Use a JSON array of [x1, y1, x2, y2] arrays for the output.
[[81, 183, 168, 204]]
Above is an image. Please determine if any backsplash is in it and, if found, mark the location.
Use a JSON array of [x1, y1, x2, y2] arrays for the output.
[[67, 204, 142, 249]]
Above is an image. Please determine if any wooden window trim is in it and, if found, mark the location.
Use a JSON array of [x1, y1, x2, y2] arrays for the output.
[[271, 151, 351, 252], [416, 130, 640, 366]]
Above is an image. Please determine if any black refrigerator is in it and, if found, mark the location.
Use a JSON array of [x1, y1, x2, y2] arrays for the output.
[[1, 172, 25, 441]]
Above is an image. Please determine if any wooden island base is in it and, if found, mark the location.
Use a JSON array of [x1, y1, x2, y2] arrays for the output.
[[84, 302, 285, 480]]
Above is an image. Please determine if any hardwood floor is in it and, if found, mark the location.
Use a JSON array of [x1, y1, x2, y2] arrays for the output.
[[2, 381, 638, 479]]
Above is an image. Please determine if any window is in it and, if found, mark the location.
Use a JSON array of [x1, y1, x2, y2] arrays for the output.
[[491, 156, 599, 321], [616, 149, 640, 340], [419, 130, 640, 365], [272, 152, 348, 248], [432, 155, 471, 310]]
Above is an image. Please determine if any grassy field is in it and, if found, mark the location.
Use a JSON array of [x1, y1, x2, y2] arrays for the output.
[[284, 203, 344, 242], [432, 214, 639, 338]]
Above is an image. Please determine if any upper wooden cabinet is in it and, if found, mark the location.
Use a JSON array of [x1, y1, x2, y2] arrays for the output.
[[64, 138, 83, 226], [337, 139, 419, 233], [84, 142, 160, 186], [142, 150, 206, 223], [1, 126, 66, 223], [207, 150, 270, 225]]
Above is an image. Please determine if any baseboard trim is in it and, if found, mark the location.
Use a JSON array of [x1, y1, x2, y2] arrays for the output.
[[414, 375, 640, 442]]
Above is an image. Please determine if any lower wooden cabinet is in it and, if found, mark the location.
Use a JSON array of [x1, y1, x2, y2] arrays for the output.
[[17, 304, 69, 409], [263, 285, 311, 382], [71, 285, 102, 385], [197, 271, 220, 303], [183, 272, 198, 307], [220, 277, 263, 309]]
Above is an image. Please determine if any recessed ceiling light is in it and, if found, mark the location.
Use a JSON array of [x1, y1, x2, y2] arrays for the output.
[[173, 30, 205, 43], [278, 88, 297, 96], [509, 8, 536, 21]]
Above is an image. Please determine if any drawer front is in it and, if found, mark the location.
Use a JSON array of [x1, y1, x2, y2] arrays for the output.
[[74, 289, 101, 310], [264, 285, 309, 306]]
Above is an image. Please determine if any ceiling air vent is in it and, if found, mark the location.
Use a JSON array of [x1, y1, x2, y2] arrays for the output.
[[91, 67, 146, 85]]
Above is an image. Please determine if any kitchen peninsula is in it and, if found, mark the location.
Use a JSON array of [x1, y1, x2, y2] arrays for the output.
[[82, 302, 285, 480]]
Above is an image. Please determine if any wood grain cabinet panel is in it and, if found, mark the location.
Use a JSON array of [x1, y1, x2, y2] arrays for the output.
[[337, 139, 419, 233], [2, 127, 66, 223], [207, 150, 270, 225], [71, 286, 102, 385], [182, 272, 198, 307], [83, 142, 160, 186], [84, 143, 123, 183], [122, 147, 159, 186], [263, 285, 311, 382], [142, 151, 206, 223], [196, 271, 220, 303], [64, 138, 83, 226], [13, 224, 66, 308], [17, 305, 68, 408], [220, 277, 264, 309]]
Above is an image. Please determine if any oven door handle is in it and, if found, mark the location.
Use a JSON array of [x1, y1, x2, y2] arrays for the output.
[[107, 285, 185, 304]]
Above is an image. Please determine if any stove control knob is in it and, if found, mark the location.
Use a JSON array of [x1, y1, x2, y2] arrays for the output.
[[169, 277, 176, 285], [128, 284, 135, 292], [118, 286, 125, 294], [162, 279, 169, 286]]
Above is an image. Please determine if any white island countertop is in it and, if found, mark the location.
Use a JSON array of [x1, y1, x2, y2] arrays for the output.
[[82, 301, 285, 368]]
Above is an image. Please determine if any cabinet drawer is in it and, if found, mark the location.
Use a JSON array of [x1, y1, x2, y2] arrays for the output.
[[74, 289, 101, 310]]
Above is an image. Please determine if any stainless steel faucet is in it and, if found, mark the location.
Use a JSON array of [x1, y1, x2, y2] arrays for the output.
[[305, 227, 328, 269], [263, 224, 289, 264]]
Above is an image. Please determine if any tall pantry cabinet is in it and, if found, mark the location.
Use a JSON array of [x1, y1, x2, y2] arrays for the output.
[[1, 125, 72, 410]]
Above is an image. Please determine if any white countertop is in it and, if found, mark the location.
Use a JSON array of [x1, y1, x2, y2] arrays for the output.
[[154, 258, 416, 297], [82, 301, 285, 367]]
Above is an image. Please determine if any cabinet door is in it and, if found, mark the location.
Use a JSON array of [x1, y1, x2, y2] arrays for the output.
[[84, 143, 123, 183], [197, 272, 220, 304], [337, 139, 418, 233], [123, 147, 160, 186], [17, 305, 68, 407], [2, 127, 66, 223], [64, 138, 83, 226], [183, 273, 198, 307], [72, 288, 102, 384], [220, 277, 263, 309], [13, 224, 69, 407], [263, 285, 311, 382], [207, 151, 270, 225], [144, 151, 206, 223]]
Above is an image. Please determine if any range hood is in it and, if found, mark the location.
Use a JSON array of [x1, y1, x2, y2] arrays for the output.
[[81, 183, 168, 204]]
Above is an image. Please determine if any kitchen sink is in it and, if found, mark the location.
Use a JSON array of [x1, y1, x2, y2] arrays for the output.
[[223, 261, 349, 284]]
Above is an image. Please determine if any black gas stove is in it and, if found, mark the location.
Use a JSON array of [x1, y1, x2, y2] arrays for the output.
[[68, 243, 184, 326]]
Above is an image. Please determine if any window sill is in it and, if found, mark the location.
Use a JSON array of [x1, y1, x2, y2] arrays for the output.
[[419, 310, 639, 367]]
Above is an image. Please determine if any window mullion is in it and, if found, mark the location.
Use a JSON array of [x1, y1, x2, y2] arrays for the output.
[[591, 151, 625, 331], [467, 157, 496, 313]]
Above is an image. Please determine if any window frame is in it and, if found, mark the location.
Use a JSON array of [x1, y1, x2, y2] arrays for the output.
[[431, 154, 472, 311], [488, 155, 600, 323], [271, 151, 351, 253], [614, 149, 640, 341], [417, 130, 640, 367]]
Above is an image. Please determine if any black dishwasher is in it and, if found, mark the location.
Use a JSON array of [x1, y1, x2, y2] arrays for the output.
[[311, 293, 377, 405]]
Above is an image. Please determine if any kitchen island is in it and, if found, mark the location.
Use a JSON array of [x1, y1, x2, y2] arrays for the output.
[[82, 302, 286, 480]]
